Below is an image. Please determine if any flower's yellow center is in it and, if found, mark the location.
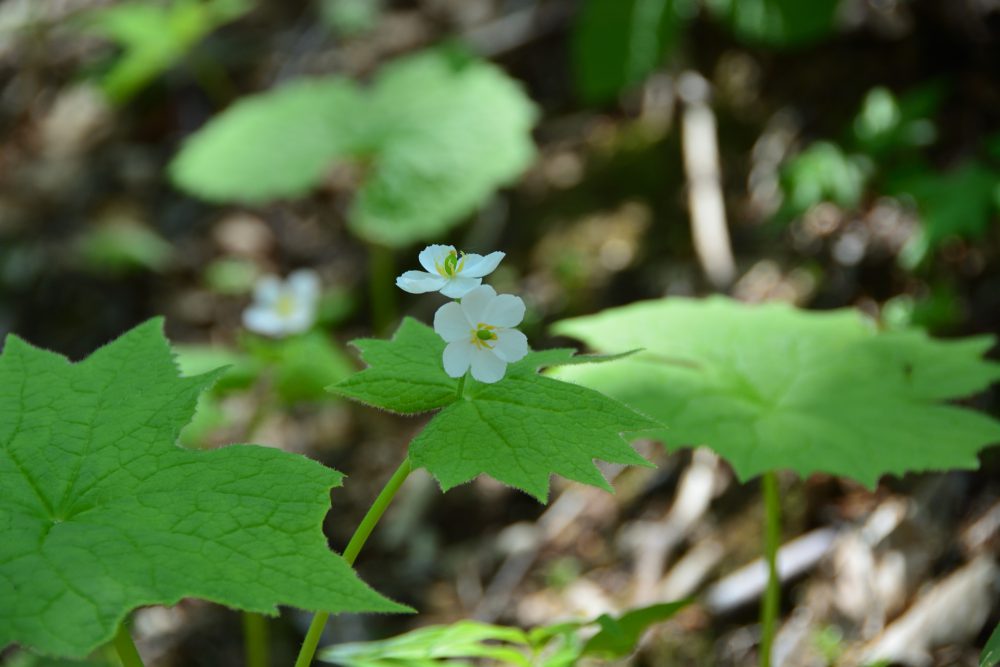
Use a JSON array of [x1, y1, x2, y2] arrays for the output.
[[275, 293, 298, 317], [437, 250, 465, 277], [471, 323, 497, 349]]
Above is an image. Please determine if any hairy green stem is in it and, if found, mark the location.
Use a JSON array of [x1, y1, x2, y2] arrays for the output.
[[368, 244, 397, 337], [455, 374, 466, 399], [113, 623, 144, 667], [293, 458, 414, 667], [242, 612, 269, 667], [759, 471, 781, 667]]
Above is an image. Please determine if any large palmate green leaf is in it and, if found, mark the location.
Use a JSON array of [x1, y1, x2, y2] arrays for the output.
[[553, 297, 1000, 485], [170, 49, 537, 246], [571, 0, 687, 103], [82, 0, 249, 103], [704, 0, 840, 47], [332, 318, 657, 502], [0, 320, 406, 658]]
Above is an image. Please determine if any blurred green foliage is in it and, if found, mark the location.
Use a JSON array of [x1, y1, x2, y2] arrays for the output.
[[80, 0, 249, 103], [318, 600, 691, 666], [170, 48, 537, 247], [572, 0, 840, 102]]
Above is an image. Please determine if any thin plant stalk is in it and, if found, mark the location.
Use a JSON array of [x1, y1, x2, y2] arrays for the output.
[[293, 458, 414, 667], [759, 470, 781, 667], [368, 244, 397, 337], [242, 612, 269, 667], [113, 622, 144, 667], [240, 378, 274, 667]]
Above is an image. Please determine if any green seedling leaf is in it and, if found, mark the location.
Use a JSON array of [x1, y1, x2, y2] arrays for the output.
[[319, 620, 531, 666], [333, 318, 658, 501], [705, 0, 839, 47], [553, 296, 1000, 485], [890, 161, 1000, 267], [582, 599, 690, 658], [982, 620, 1000, 667], [171, 48, 537, 247], [0, 320, 407, 658], [81, 0, 249, 103], [572, 0, 687, 103]]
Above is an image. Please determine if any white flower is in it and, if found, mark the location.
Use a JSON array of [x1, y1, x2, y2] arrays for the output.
[[242, 269, 320, 337], [433, 285, 529, 383], [396, 244, 505, 299]]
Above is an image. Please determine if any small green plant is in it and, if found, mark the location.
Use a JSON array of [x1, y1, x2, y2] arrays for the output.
[[1, 244, 661, 667], [169, 49, 537, 249]]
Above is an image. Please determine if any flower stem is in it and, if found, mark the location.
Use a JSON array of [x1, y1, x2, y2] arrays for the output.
[[293, 458, 413, 667], [759, 470, 782, 667], [242, 612, 269, 667], [456, 374, 466, 399], [368, 243, 397, 337], [113, 622, 144, 667]]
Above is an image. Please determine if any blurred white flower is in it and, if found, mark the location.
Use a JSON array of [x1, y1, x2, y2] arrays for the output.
[[396, 244, 504, 299], [433, 285, 528, 383], [242, 269, 320, 337]]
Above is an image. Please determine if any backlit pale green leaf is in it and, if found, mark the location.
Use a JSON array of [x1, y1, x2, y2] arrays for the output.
[[553, 296, 1000, 486]]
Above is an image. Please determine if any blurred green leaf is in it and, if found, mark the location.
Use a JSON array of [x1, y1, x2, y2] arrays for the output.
[[77, 222, 173, 274], [582, 600, 691, 658], [245, 332, 355, 404], [982, 620, 1000, 667], [319, 0, 381, 35], [171, 77, 367, 202], [204, 257, 260, 294], [778, 142, 871, 221], [881, 285, 963, 333], [852, 84, 941, 156], [81, 0, 249, 103], [571, 0, 688, 103], [170, 48, 537, 247], [553, 296, 1000, 486], [318, 620, 532, 667], [173, 343, 261, 393], [705, 0, 839, 47], [891, 162, 1000, 267]]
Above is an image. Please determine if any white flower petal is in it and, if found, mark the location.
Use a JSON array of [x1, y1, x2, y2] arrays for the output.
[[442, 341, 472, 378], [418, 244, 455, 275], [469, 348, 507, 383], [243, 306, 286, 336], [440, 276, 481, 299], [288, 269, 320, 302], [493, 329, 528, 363], [434, 302, 471, 342], [460, 285, 496, 324], [396, 270, 448, 294], [484, 294, 525, 328], [459, 251, 505, 278], [253, 275, 282, 305]]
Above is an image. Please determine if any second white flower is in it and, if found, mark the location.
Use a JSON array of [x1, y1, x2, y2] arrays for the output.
[[433, 285, 528, 383]]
